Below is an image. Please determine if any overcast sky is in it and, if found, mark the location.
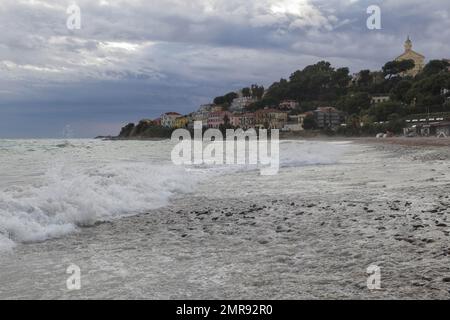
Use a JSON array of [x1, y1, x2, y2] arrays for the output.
[[0, 0, 449, 138]]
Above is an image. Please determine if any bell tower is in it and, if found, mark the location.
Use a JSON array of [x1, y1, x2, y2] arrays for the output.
[[404, 36, 412, 52]]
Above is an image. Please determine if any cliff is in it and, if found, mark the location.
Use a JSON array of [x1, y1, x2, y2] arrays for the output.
[[118, 120, 173, 139]]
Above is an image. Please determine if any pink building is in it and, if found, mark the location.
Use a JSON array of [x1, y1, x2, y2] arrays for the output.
[[207, 111, 232, 129], [231, 113, 256, 129], [230, 114, 241, 128]]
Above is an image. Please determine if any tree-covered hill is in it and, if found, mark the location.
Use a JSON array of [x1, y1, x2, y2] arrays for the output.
[[213, 59, 450, 134]]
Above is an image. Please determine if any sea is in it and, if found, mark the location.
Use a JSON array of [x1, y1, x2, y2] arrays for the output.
[[0, 139, 349, 252]]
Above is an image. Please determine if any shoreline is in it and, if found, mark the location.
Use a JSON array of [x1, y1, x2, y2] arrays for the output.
[[353, 136, 450, 148], [99, 134, 450, 148]]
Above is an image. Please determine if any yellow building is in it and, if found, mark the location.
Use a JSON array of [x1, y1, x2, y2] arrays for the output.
[[174, 116, 189, 129], [395, 36, 425, 77]]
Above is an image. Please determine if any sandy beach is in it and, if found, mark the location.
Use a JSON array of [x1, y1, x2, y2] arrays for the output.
[[0, 139, 449, 300]]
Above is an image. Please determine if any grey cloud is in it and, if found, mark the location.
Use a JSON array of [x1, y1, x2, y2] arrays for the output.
[[0, 0, 449, 137]]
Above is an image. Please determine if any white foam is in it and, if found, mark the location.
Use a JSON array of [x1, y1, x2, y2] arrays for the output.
[[0, 160, 196, 251], [280, 140, 351, 167]]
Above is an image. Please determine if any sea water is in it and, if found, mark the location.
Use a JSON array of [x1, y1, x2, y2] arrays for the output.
[[0, 139, 349, 251]]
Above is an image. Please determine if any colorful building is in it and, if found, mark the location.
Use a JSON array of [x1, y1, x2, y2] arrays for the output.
[[230, 114, 241, 128], [207, 111, 232, 129], [161, 112, 181, 128], [174, 116, 189, 129], [230, 113, 256, 129], [255, 109, 288, 129], [192, 110, 210, 128]]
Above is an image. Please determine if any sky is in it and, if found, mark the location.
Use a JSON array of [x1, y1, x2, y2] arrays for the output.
[[0, 0, 449, 138]]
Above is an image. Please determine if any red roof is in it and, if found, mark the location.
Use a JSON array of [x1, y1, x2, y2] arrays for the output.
[[165, 112, 181, 116]]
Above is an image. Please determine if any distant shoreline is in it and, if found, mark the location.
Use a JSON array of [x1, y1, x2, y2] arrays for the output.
[[352, 136, 450, 148], [96, 134, 450, 148]]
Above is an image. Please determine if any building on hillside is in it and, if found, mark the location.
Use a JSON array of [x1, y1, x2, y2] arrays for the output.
[[241, 113, 256, 129], [395, 36, 425, 77], [230, 95, 256, 112], [313, 107, 343, 129], [230, 113, 256, 129], [198, 104, 215, 112], [198, 103, 222, 112], [255, 108, 288, 129], [153, 118, 161, 126], [186, 114, 195, 130], [211, 105, 223, 112], [207, 111, 232, 129], [161, 112, 181, 128], [278, 100, 299, 111], [191, 111, 210, 128], [371, 95, 390, 105], [174, 116, 189, 129], [282, 114, 307, 132], [230, 114, 241, 128]]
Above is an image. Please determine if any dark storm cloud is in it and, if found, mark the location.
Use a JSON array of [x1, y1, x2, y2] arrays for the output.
[[0, 0, 449, 137]]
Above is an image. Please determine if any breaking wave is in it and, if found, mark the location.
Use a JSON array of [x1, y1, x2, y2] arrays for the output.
[[0, 161, 197, 251]]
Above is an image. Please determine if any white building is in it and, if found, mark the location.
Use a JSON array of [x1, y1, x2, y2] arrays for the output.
[[282, 114, 306, 132], [371, 95, 390, 105], [198, 104, 215, 113], [279, 100, 299, 110], [191, 110, 210, 127], [230, 92, 256, 112]]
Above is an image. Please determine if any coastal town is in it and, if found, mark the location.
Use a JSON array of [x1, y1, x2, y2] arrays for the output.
[[119, 37, 450, 139], [119, 96, 344, 137]]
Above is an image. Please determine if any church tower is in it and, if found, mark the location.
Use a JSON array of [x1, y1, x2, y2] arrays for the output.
[[395, 36, 425, 77], [404, 36, 412, 52]]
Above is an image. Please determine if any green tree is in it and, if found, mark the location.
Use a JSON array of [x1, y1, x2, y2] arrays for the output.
[[214, 96, 226, 105], [357, 70, 373, 88], [224, 92, 238, 104], [302, 114, 317, 130], [337, 92, 371, 115], [382, 60, 415, 79], [214, 92, 238, 106], [368, 101, 406, 122], [242, 87, 251, 97], [420, 60, 450, 77], [390, 80, 413, 102], [251, 84, 265, 100]]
